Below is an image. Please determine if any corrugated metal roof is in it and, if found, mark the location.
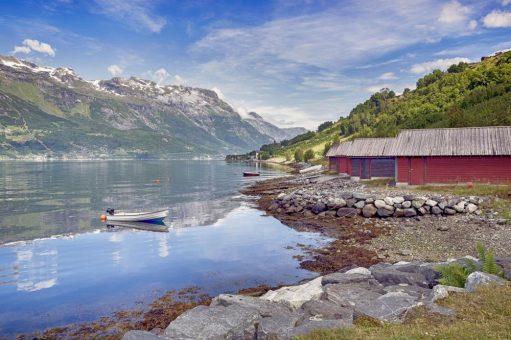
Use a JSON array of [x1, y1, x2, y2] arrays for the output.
[[389, 126, 511, 156]]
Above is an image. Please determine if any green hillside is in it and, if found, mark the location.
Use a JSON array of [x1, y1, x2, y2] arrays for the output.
[[263, 50, 511, 159]]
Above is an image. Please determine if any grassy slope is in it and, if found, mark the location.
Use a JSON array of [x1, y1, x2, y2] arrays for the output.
[[299, 284, 511, 340]]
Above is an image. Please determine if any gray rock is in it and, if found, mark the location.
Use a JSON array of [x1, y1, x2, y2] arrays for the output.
[[353, 192, 369, 200], [437, 225, 449, 231], [394, 203, 402, 209], [454, 201, 466, 213], [403, 195, 415, 201], [374, 199, 387, 209], [444, 207, 456, 215], [466, 203, 478, 213], [337, 207, 359, 218], [362, 204, 377, 218], [165, 304, 260, 339], [425, 199, 438, 207], [417, 207, 428, 215], [425, 303, 456, 317], [324, 282, 385, 308], [370, 266, 429, 288], [276, 193, 286, 200], [404, 208, 417, 217], [438, 201, 447, 210], [303, 210, 314, 217], [327, 197, 347, 209], [311, 202, 327, 214], [354, 200, 366, 209], [341, 193, 353, 200], [431, 206, 443, 215], [321, 271, 373, 286], [384, 197, 394, 206], [465, 271, 507, 292], [496, 218, 508, 225], [412, 199, 425, 209], [377, 208, 394, 218], [392, 196, 405, 204], [346, 198, 357, 208], [325, 210, 337, 217], [447, 198, 460, 207], [391, 263, 440, 287], [262, 277, 323, 309], [394, 208, 405, 218], [402, 201, 412, 208], [123, 331, 164, 340], [298, 299, 354, 325], [356, 291, 421, 322]]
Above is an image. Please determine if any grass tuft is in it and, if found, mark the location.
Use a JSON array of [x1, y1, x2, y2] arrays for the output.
[[297, 283, 511, 340]]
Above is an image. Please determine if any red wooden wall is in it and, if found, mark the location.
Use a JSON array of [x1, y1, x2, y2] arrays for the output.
[[397, 156, 511, 184]]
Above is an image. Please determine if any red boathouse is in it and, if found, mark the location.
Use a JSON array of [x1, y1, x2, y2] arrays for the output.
[[390, 127, 511, 185]]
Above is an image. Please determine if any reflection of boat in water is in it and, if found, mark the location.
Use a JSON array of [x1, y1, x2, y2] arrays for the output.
[[106, 221, 169, 232], [243, 172, 260, 177], [104, 209, 169, 222]]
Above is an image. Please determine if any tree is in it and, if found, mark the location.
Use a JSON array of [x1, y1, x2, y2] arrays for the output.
[[259, 151, 270, 160], [323, 142, 332, 156], [304, 149, 315, 162], [317, 121, 334, 132], [285, 152, 292, 161], [332, 135, 340, 145], [294, 148, 304, 162]]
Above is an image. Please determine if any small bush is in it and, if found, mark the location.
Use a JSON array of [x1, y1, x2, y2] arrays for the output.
[[294, 148, 304, 162], [323, 142, 332, 156], [477, 242, 504, 277], [303, 149, 315, 162], [435, 262, 474, 288]]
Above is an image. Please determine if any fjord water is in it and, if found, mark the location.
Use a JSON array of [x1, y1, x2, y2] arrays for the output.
[[0, 161, 326, 336]]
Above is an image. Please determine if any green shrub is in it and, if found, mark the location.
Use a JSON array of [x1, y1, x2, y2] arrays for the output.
[[435, 262, 474, 288], [477, 242, 504, 277], [303, 149, 315, 162], [285, 152, 292, 161], [436, 243, 505, 287], [294, 148, 304, 162]]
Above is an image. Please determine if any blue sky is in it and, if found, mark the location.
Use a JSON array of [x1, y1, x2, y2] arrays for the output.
[[1, 0, 510, 129]]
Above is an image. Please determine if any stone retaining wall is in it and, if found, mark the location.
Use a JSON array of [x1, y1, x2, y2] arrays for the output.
[[269, 191, 486, 218]]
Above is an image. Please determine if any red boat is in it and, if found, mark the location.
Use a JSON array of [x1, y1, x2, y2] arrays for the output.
[[243, 171, 260, 177]]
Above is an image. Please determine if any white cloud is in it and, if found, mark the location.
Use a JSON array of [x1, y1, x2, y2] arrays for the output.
[[211, 87, 226, 100], [502, 0, 511, 5], [94, 0, 166, 33], [438, 1, 472, 24], [107, 64, 123, 76], [142, 68, 184, 85], [410, 57, 470, 74], [469, 20, 478, 29], [378, 72, 397, 80], [483, 10, 511, 28], [13, 46, 31, 54], [12, 39, 56, 57], [174, 75, 185, 85]]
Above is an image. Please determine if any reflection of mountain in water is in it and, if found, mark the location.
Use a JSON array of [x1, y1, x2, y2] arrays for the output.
[[169, 197, 241, 229]]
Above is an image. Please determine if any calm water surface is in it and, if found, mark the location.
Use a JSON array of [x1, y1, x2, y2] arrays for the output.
[[0, 161, 327, 336]]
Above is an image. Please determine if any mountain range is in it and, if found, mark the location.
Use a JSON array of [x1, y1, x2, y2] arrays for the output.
[[0, 55, 306, 159]]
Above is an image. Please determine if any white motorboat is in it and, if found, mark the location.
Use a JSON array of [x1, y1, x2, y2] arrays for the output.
[[104, 209, 169, 222]]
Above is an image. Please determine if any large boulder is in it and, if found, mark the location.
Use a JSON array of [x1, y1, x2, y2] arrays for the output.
[[392, 196, 405, 204], [311, 202, 327, 214], [354, 200, 366, 209], [402, 201, 412, 208], [374, 199, 387, 209], [425, 199, 438, 207], [321, 269, 373, 286], [261, 276, 323, 309], [164, 304, 261, 339], [431, 206, 443, 215], [369, 265, 430, 288], [403, 208, 417, 217], [355, 291, 421, 322], [377, 208, 394, 218], [384, 197, 394, 206], [466, 203, 478, 213], [353, 192, 369, 200], [412, 199, 425, 209], [362, 204, 377, 218], [465, 272, 507, 292], [337, 207, 359, 218], [291, 300, 354, 337]]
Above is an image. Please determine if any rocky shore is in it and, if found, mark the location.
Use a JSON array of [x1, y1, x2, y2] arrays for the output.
[[124, 258, 510, 339]]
